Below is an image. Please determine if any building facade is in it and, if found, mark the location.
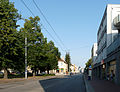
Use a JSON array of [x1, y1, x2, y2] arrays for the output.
[[97, 4, 120, 64], [93, 4, 120, 84], [70, 64, 79, 73], [56, 58, 68, 75], [91, 43, 97, 65]]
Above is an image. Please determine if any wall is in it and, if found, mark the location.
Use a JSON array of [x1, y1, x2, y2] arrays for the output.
[[97, 4, 120, 64], [107, 4, 120, 47]]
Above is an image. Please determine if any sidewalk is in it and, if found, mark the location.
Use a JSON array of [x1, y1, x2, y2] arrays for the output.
[[84, 76, 120, 92], [0, 76, 57, 84], [89, 79, 120, 92]]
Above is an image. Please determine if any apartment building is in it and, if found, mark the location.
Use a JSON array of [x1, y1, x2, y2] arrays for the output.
[[97, 4, 120, 63], [93, 4, 120, 84], [91, 43, 97, 65]]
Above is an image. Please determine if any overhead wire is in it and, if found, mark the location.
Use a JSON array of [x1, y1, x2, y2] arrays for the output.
[[20, 0, 66, 52], [32, 0, 68, 51], [41, 25, 65, 52], [21, 0, 35, 17]]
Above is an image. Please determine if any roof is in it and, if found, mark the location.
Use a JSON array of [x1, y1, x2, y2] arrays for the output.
[[58, 58, 67, 64], [59, 58, 65, 62]]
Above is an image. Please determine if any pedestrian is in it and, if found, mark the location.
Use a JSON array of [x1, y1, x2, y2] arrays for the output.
[[88, 69, 92, 80], [107, 72, 109, 80], [110, 70, 114, 81]]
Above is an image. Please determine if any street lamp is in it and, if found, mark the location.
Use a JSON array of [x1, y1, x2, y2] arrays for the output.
[[20, 18, 28, 79], [25, 33, 27, 79], [25, 25, 36, 79], [19, 18, 28, 79], [25, 26, 36, 79], [20, 18, 36, 79]]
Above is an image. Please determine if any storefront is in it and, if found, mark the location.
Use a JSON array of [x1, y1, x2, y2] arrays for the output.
[[100, 60, 106, 79], [109, 60, 116, 78]]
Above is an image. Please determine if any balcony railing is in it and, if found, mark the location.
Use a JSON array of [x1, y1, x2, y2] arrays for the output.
[[107, 34, 120, 55], [113, 14, 120, 28]]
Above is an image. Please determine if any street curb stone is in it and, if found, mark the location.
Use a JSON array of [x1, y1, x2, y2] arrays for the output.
[[84, 75, 94, 92], [0, 76, 57, 84]]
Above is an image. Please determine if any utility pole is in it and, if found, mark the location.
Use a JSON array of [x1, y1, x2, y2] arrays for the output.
[[22, 17, 36, 79], [25, 33, 27, 79], [21, 17, 28, 79]]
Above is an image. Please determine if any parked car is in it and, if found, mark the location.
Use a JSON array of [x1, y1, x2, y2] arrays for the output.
[[16, 72, 21, 75], [39, 72, 46, 76], [11, 71, 16, 75], [41, 72, 46, 74], [0, 72, 3, 75], [70, 72, 73, 76]]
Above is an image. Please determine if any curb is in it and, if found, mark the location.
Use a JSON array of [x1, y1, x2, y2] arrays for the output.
[[83, 75, 94, 92], [0, 76, 57, 84]]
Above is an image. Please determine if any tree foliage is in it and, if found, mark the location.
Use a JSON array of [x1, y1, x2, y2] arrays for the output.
[[65, 53, 71, 72], [22, 16, 61, 75], [85, 58, 92, 69], [0, 0, 22, 78], [0, 0, 61, 78], [44, 41, 61, 74]]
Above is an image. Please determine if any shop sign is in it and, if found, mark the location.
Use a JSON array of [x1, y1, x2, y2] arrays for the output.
[[103, 64, 105, 68], [101, 60, 104, 65], [89, 65, 92, 70]]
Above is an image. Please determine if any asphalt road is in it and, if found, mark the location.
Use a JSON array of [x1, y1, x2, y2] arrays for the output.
[[0, 74, 86, 92]]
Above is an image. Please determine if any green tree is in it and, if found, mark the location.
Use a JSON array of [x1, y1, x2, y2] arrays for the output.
[[13, 31, 25, 72], [85, 58, 92, 69], [22, 16, 61, 76], [45, 41, 60, 74], [65, 53, 71, 72], [85, 58, 92, 74], [22, 16, 42, 76], [0, 0, 21, 78], [36, 38, 48, 74]]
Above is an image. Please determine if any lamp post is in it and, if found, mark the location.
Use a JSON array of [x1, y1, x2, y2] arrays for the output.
[[20, 18, 28, 79], [20, 18, 36, 79], [25, 27, 36, 79], [25, 34, 27, 79]]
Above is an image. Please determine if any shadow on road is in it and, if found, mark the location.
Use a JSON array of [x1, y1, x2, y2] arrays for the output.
[[38, 75, 86, 92], [39, 76, 70, 92]]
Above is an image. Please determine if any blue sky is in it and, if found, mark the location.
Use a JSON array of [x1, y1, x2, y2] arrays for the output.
[[10, 0, 120, 68]]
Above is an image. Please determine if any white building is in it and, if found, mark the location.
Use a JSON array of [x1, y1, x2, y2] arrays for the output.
[[97, 4, 120, 63], [80, 68, 84, 73], [70, 64, 79, 73], [48, 58, 68, 75], [56, 58, 68, 75], [92, 4, 120, 83], [91, 43, 97, 65], [70, 64, 74, 73]]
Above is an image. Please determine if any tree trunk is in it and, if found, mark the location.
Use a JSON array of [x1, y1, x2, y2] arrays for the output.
[[4, 68, 8, 79], [33, 70, 36, 77], [68, 64, 70, 72], [47, 70, 49, 74], [36, 70, 38, 75]]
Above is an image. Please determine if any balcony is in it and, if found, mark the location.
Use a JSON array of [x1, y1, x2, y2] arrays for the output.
[[113, 14, 120, 29], [107, 34, 120, 56]]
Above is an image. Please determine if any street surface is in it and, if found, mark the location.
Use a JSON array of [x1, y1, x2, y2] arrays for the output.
[[0, 74, 86, 92]]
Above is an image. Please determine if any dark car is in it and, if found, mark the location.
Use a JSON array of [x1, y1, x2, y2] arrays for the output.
[[0, 72, 3, 75], [70, 72, 73, 76]]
